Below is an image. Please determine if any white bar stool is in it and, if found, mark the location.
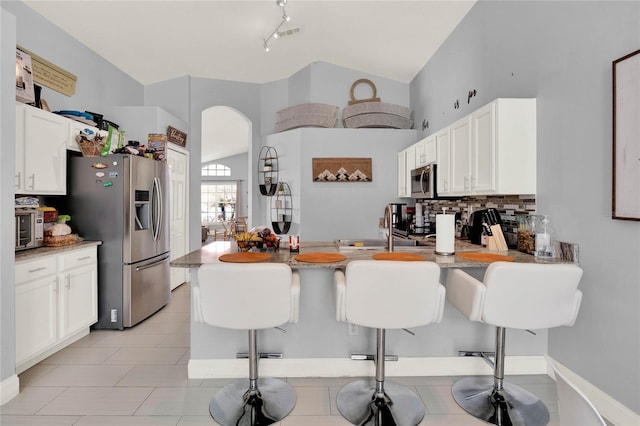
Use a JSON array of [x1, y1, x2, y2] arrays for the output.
[[197, 263, 300, 426], [334, 260, 445, 426], [446, 262, 583, 426]]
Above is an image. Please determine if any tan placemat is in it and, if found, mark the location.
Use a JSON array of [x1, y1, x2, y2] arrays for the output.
[[372, 252, 426, 261], [456, 252, 515, 262], [294, 252, 347, 263], [219, 252, 272, 263]]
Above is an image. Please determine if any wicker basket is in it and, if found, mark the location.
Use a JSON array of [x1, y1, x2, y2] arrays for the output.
[[44, 234, 79, 247], [79, 139, 105, 157]]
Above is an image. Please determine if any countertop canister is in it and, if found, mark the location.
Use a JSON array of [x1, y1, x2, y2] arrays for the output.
[[435, 213, 455, 255]]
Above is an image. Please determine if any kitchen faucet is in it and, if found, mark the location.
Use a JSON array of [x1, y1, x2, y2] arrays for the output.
[[384, 204, 394, 252]]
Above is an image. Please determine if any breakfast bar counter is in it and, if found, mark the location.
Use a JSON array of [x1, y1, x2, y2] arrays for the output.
[[171, 240, 567, 380], [170, 239, 566, 269]]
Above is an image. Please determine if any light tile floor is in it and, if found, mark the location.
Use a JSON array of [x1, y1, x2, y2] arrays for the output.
[[1, 282, 566, 426]]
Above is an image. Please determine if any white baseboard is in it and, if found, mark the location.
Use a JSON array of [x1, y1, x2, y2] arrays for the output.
[[546, 356, 640, 426], [188, 355, 547, 379], [0, 374, 19, 405]]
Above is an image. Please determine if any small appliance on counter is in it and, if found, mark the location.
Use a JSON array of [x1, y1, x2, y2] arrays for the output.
[[15, 207, 44, 251], [468, 208, 503, 245]]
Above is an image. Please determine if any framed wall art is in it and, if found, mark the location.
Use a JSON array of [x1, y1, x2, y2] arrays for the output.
[[612, 49, 640, 220], [312, 157, 372, 182]]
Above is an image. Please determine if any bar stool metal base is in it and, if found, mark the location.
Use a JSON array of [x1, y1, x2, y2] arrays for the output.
[[337, 379, 425, 426], [451, 376, 550, 426], [209, 377, 296, 426]]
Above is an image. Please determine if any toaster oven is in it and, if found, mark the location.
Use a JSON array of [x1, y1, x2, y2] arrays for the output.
[[15, 208, 44, 251]]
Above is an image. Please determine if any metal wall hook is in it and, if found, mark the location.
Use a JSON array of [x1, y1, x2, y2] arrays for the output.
[[467, 89, 477, 104]]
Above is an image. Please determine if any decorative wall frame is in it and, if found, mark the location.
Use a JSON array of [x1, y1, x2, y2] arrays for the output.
[[312, 157, 372, 182], [612, 49, 640, 220]]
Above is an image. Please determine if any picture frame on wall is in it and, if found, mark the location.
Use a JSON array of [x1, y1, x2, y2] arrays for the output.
[[612, 49, 640, 221]]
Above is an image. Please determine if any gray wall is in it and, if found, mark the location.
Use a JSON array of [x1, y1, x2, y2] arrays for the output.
[[410, 0, 640, 413], [0, 1, 144, 386], [2, 1, 143, 114], [265, 128, 417, 240], [1, 6, 18, 386]]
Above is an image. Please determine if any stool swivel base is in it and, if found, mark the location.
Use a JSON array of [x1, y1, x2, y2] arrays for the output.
[[452, 376, 550, 426], [337, 379, 425, 426], [209, 377, 296, 426], [451, 327, 549, 426]]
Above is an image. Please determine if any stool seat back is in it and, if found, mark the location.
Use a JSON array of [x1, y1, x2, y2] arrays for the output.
[[197, 263, 299, 330], [447, 262, 583, 330], [343, 260, 444, 329]]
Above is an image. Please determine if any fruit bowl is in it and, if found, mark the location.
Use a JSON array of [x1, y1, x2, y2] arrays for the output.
[[236, 240, 260, 252]]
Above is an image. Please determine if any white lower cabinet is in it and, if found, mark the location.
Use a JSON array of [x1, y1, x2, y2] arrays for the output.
[[15, 246, 98, 373]]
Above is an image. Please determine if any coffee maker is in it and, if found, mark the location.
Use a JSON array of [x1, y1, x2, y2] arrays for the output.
[[468, 208, 502, 245], [388, 203, 406, 231]]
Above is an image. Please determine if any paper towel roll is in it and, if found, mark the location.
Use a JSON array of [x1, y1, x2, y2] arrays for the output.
[[436, 214, 455, 255]]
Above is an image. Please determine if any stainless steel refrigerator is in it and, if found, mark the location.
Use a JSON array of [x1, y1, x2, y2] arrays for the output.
[[68, 154, 170, 329]]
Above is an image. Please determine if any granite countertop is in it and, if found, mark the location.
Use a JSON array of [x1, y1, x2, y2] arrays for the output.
[[15, 240, 102, 262], [171, 239, 568, 269]]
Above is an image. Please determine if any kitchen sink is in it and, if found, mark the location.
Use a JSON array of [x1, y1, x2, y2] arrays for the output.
[[336, 238, 419, 251]]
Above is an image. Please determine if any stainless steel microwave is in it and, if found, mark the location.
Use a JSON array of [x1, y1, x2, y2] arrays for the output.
[[15, 208, 44, 251], [410, 164, 437, 199]]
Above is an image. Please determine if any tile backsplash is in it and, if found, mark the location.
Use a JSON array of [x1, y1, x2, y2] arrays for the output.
[[421, 194, 536, 218], [418, 194, 537, 235]]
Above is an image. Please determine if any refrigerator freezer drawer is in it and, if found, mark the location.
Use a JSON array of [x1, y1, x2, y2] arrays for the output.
[[123, 253, 171, 327]]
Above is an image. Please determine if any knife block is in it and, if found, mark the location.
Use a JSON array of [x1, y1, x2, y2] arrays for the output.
[[486, 225, 509, 252]]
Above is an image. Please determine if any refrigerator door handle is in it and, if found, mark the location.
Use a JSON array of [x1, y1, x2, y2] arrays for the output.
[[151, 177, 163, 241], [135, 254, 170, 272]]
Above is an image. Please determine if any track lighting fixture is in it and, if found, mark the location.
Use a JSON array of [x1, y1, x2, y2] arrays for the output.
[[263, 0, 298, 52]]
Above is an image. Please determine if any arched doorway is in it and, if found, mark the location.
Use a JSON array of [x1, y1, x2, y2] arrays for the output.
[[201, 106, 252, 232]]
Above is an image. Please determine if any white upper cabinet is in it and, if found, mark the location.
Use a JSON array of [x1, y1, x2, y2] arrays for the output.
[[415, 135, 437, 168], [471, 102, 496, 193], [16, 103, 68, 195], [433, 98, 536, 197], [435, 128, 451, 195], [397, 146, 415, 198], [449, 116, 472, 194]]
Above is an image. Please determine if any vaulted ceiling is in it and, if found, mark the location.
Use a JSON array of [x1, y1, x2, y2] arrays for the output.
[[23, 0, 476, 85]]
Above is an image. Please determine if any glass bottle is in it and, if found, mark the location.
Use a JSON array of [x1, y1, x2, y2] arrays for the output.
[[534, 215, 554, 258]]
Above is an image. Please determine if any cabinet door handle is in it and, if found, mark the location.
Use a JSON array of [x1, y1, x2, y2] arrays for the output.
[[29, 174, 35, 190], [15, 172, 21, 189], [65, 274, 71, 289], [77, 256, 91, 261], [28, 266, 46, 273]]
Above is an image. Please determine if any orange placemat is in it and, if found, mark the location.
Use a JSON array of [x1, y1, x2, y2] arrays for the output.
[[372, 252, 426, 261], [456, 252, 515, 262], [219, 252, 272, 263], [294, 252, 347, 263]]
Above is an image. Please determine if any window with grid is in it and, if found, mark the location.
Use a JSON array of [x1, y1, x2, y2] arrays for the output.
[[202, 163, 231, 177], [201, 183, 237, 223]]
